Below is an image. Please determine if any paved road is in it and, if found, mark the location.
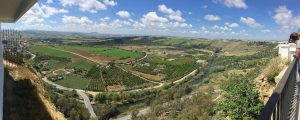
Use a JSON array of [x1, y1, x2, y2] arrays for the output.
[[42, 77, 97, 118], [112, 69, 199, 120], [27, 51, 36, 60], [76, 89, 96, 118]]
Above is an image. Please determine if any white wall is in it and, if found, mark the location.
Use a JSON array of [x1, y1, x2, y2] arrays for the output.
[[278, 43, 296, 61]]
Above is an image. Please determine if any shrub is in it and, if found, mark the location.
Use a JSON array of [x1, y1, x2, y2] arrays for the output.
[[264, 57, 287, 83], [217, 75, 263, 120]]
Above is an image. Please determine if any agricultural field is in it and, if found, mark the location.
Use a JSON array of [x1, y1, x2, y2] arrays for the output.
[[51, 45, 144, 64], [29, 38, 266, 91], [131, 55, 199, 81], [118, 45, 212, 82], [29, 45, 154, 91], [29, 46, 95, 70], [24, 35, 279, 119], [86, 66, 155, 91]]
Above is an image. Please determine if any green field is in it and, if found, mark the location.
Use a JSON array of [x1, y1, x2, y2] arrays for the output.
[[55, 75, 91, 89], [30, 46, 96, 70], [30, 46, 78, 58], [52, 45, 144, 58]]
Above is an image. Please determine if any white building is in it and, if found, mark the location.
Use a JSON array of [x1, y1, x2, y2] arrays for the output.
[[278, 43, 296, 61]]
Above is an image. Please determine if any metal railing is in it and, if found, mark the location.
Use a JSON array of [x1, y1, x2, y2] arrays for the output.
[[258, 58, 298, 120]]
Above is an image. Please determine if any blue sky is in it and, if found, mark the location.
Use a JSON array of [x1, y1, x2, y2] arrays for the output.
[[3, 0, 300, 40]]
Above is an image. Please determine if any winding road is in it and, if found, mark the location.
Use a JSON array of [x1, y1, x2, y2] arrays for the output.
[[31, 47, 200, 119], [42, 77, 97, 118]]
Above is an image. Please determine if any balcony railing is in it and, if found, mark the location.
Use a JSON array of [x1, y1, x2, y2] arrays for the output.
[[258, 58, 299, 120]]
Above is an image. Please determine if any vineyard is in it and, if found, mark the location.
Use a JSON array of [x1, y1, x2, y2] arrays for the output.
[[133, 55, 199, 81], [86, 65, 155, 91]]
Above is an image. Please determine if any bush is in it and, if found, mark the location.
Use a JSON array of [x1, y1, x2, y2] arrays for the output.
[[95, 93, 107, 103], [217, 74, 263, 120], [264, 57, 287, 83]]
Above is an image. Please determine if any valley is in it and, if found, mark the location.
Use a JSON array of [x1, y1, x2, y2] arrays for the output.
[[21, 34, 279, 120]]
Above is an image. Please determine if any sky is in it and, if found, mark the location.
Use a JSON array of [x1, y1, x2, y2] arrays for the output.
[[3, 0, 300, 40]]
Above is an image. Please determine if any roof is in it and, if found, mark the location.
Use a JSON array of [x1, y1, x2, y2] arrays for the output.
[[0, 0, 37, 23]]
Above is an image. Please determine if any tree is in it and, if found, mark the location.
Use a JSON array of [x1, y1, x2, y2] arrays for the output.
[[96, 93, 107, 103], [69, 108, 80, 120], [217, 75, 263, 120]]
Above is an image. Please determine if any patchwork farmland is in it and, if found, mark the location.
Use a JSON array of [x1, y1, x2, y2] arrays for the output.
[[23, 35, 277, 119], [28, 41, 209, 91], [29, 45, 154, 91]]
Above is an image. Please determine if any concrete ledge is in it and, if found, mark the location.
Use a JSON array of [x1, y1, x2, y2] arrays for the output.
[[0, 0, 37, 22], [275, 66, 288, 84]]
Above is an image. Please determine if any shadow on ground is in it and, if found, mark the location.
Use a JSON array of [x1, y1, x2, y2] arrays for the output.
[[3, 69, 52, 120]]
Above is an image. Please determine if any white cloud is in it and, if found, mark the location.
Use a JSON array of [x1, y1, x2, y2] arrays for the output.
[[272, 6, 300, 32], [212, 25, 232, 31], [62, 15, 93, 24], [116, 11, 131, 18], [133, 12, 192, 30], [203, 5, 208, 9], [61, 17, 134, 33], [240, 17, 262, 28], [141, 12, 168, 24], [214, 0, 247, 9], [225, 22, 239, 28], [200, 23, 239, 34], [40, 4, 68, 17], [158, 4, 185, 22], [59, 0, 116, 13], [20, 3, 68, 24], [46, 0, 53, 4], [100, 17, 110, 22], [103, 0, 117, 6], [261, 29, 271, 33], [204, 14, 221, 21]]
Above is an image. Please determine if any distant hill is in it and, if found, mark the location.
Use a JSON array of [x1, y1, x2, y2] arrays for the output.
[[21, 30, 120, 39]]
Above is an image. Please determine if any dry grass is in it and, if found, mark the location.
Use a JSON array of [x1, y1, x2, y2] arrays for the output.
[[131, 70, 165, 81], [211, 41, 263, 56], [9, 65, 39, 81], [263, 57, 288, 83]]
